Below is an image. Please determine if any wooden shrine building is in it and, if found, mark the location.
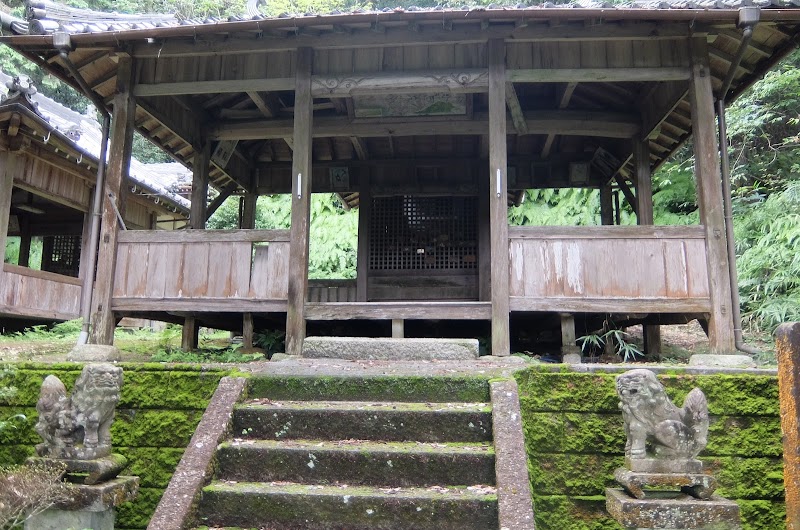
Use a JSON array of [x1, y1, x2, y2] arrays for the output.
[[2, 0, 800, 356]]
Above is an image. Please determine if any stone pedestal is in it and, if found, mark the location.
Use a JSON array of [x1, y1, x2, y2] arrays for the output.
[[24, 476, 139, 530], [606, 488, 741, 530]]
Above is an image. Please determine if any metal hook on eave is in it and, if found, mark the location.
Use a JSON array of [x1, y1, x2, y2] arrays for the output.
[[43, 131, 50, 143], [77, 153, 82, 164]]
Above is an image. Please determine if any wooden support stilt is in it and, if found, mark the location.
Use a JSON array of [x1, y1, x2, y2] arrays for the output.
[[243, 312, 254, 348], [488, 38, 510, 357], [688, 37, 735, 354], [0, 153, 17, 289], [181, 316, 199, 352], [777, 322, 800, 530], [560, 313, 581, 363], [241, 193, 257, 229], [286, 47, 314, 356], [391, 319, 404, 339], [633, 137, 661, 360], [600, 182, 614, 226], [18, 215, 31, 267], [89, 57, 136, 345]]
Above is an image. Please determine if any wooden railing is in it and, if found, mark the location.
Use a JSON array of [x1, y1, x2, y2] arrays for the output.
[[508, 225, 711, 313], [0, 264, 82, 320], [112, 229, 290, 312]]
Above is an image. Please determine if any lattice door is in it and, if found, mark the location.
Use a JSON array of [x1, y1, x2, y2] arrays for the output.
[[42, 235, 81, 277], [369, 196, 478, 272]]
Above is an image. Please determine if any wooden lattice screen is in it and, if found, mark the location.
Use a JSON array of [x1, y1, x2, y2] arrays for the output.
[[369, 196, 478, 272], [42, 235, 81, 277]]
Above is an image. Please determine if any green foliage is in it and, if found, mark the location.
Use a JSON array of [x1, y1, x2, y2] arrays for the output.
[[150, 347, 264, 363], [254, 329, 285, 356], [0, 366, 25, 434], [577, 325, 642, 362]]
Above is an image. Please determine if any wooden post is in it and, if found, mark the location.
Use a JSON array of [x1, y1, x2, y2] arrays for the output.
[[600, 182, 614, 225], [391, 319, 404, 339], [243, 312, 254, 348], [560, 313, 580, 363], [241, 193, 257, 229], [777, 322, 800, 530], [478, 168, 491, 302], [688, 37, 735, 354], [17, 214, 31, 267], [356, 171, 371, 302], [0, 152, 17, 287], [89, 58, 136, 345], [488, 39, 510, 357], [286, 47, 314, 356], [183, 138, 210, 351], [633, 138, 661, 359]]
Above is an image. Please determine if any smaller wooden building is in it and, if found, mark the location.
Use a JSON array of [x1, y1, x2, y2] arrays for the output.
[[0, 72, 188, 327], [2, 0, 800, 355]]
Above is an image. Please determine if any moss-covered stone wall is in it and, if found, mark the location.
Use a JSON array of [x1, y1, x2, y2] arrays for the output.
[[513, 368, 784, 530], [0, 362, 230, 530]]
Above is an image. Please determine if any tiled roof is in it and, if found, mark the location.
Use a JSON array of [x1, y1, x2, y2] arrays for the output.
[[0, 69, 191, 212], [5, 0, 800, 36]]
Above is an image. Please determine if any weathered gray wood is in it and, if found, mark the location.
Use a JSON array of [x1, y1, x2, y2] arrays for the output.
[[134, 78, 294, 97], [356, 171, 371, 302], [0, 266, 82, 320], [241, 193, 257, 229], [640, 80, 689, 140], [509, 297, 710, 313], [286, 47, 314, 357], [3, 263, 83, 286], [181, 316, 199, 351], [633, 136, 661, 357], [111, 297, 289, 312], [304, 301, 492, 320], [600, 182, 614, 225], [391, 319, 405, 338], [560, 313, 579, 356], [505, 82, 528, 135], [118, 229, 290, 244], [205, 182, 238, 220], [242, 312, 254, 348], [508, 67, 689, 83], [130, 23, 697, 58], [0, 152, 17, 291], [212, 110, 639, 141], [190, 141, 210, 229], [90, 57, 135, 345], [508, 225, 705, 240], [489, 38, 510, 357], [478, 170, 491, 302], [689, 37, 735, 354]]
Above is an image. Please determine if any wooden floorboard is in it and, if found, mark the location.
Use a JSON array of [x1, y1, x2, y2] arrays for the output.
[[304, 301, 493, 321]]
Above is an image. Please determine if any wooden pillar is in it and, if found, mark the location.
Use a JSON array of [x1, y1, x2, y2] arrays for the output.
[[241, 193, 257, 229], [488, 39, 510, 357], [18, 214, 31, 267], [182, 138, 210, 351], [633, 138, 661, 359], [89, 58, 135, 345], [777, 322, 800, 530], [391, 319, 404, 339], [478, 167, 491, 302], [286, 47, 314, 356], [0, 152, 17, 285], [688, 37, 735, 354], [600, 182, 614, 226], [560, 313, 580, 362], [356, 171, 370, 302], [243, 313, 254, 348]]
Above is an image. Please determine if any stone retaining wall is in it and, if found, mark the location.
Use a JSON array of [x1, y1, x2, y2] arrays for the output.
[[0, 362, 229, 530], [514, 367, 784, 530]]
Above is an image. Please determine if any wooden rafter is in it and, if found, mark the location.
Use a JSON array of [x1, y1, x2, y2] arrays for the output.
[[541, 81, 577, 158]]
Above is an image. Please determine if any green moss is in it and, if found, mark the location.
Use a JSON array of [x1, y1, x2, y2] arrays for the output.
[[738, 499, 785, 530], [0, 443, 35, 465], [116, 486, 164, 529], [119, 371, 223, 409], [247, 375, 491, 402], [702, 457, 785, 500], [706, 417, 783, 457], [532, 495, 623, 530], [117, 447, 185, 488], [112, 409, 204, 447], [529, 454, 623, 496]]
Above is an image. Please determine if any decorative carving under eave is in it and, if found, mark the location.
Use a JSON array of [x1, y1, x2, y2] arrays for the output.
[[35, 363, 124, 460], [311, 69, 489, 97]]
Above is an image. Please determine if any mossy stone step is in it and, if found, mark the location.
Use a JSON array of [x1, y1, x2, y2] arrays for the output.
[[197, 481, 499, 530], [246, 376, 491, 403], [216, 438, 496, 487], [233, 401, 492, 443]]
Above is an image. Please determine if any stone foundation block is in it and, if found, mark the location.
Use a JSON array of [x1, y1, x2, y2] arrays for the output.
[[606, 488, 741, 529], [302, 337, 479, 360]]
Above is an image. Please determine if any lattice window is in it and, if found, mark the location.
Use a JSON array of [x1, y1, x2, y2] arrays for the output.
[[42, 235, 81, 277], [369, 196, 477, 271]]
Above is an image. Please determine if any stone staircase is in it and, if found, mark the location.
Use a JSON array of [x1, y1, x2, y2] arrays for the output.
[[192, 377, 500, 530]]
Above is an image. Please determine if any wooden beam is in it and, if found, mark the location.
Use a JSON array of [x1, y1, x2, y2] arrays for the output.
[[640, 80, 689, 140], [350, 136, 369, 160], [542, 81, 578, 157], [505, 82, 528, 135], [90, 56, 136, 345], [246, 90, 278, 118], [488, 38, 510, 357], [508, 67, 690, 83], [614, 175, 638, 215], [212, 110, 640, 140], [285, 47, 313, 357], [600, 182, 614, 225], [688, 37, 735, 354], [304, 301, 492, 321], [205, 182, 238, 220], [190, 141, 210, 229], [134, 78, 293, 97], [509, 297, 711, 314], [130, 22, 697, 58]]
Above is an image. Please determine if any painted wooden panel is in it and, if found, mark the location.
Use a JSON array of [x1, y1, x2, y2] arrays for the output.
[[114, 230, 290, 301], [508, 226, 710, 307], [0, 266, 81, 320]]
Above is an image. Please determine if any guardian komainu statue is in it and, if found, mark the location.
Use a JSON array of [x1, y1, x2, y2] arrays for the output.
[[616, 369, 709, 459], [35, 363, 123, 460]]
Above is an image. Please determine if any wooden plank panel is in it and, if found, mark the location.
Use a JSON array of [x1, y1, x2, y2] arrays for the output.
[[266, 242, 290, 299], [228, 242, 252, 298], [162, 243, 185, 298], [113, 243, 131, 298], [205, 242, 234, 297], [509, 297, 710, 314], [508, 225, 705, 240], [663, 240, 690, 298], [182, 242, 210, 297], [118, 229, 290, 244], [144, 242, 170, 299], [249, 245, 270, 299], [685, 238, 711, 297], [112, 297, 287, 313], [124, 243, 150, 298], [508, 239, 525, 298]]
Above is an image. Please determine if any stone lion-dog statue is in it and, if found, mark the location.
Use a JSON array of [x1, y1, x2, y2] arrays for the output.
[[35, 363, 123, 460], [615, 369, 709, 460]]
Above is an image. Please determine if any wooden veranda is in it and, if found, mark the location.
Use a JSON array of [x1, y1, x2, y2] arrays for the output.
[[2, 0, 800, 356]]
